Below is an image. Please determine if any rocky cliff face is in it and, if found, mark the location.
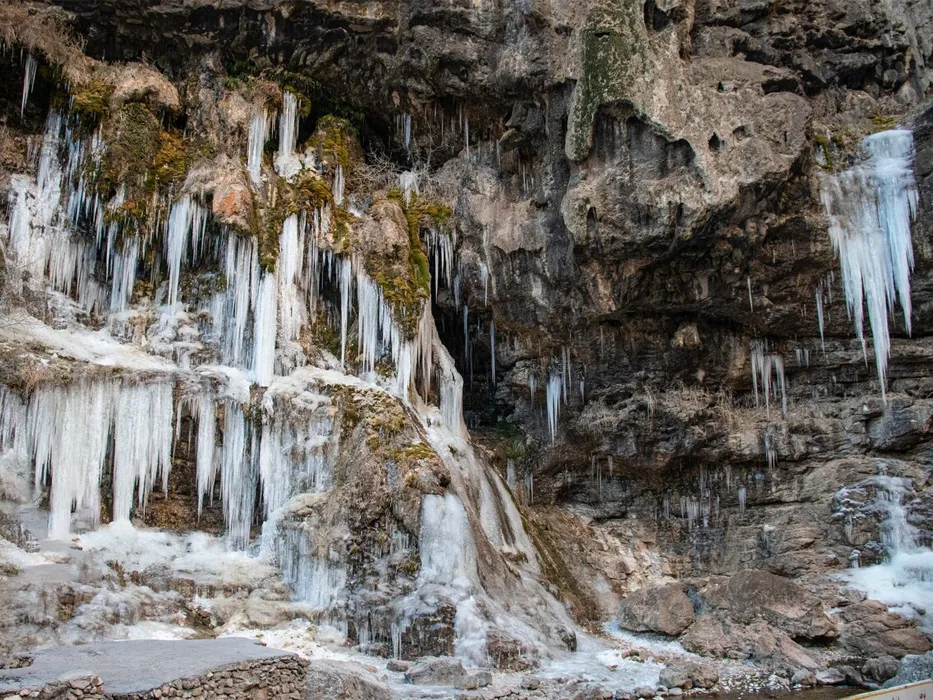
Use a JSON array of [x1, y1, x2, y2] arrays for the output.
[[1, 0, 932, 693]]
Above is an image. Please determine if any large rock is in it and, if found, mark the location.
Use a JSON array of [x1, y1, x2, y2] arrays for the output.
[[305, 659, 393, 700], [838, 601, 933, 658], [659, 661, 719, 689], [699, 570, 837, 640], [404, 657, 470, 686], [883, 651, 933, 688], [619, 583, 695, 637], [681, 617, 819, 673]]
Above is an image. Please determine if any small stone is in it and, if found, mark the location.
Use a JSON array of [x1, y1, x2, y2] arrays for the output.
[[816, 668, 847, 685], [521, 675, 541, 690], [635, 687, 656, 699], [386, 660, 411, 673], [668, 688, 683, 696], [791, 670, 815, 687]]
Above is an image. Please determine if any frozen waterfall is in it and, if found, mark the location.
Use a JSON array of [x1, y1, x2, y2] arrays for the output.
[[820, 129, 919, 399]]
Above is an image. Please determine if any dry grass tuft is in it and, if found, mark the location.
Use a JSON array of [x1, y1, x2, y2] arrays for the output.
[[0, 1, 94, 86]]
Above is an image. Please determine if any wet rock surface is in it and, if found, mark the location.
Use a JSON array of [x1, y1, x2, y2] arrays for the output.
[[0, 0, 932, 693]]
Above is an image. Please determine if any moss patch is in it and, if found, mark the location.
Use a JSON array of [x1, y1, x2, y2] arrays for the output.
[[366, 191, 452, 336], [567, 0, 648, 161]]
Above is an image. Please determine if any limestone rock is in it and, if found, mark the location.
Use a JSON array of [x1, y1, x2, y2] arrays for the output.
[[699, 570, 837, 640], [883, 651, 933, 688], [681, 618, 819, 673], [404, 657, 469, 686], [838, 601, 933, 657], [618, 583, 695, 636], [306, 659, 393, 700], [862, 655, 900, 683], [659, 661, 719, 690]]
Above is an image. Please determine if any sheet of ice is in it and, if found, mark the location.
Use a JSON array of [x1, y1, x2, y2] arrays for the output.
[[844, 550, 933, 632]]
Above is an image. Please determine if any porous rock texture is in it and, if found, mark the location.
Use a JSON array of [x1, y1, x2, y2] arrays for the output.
[[0, 0, 932, 690]]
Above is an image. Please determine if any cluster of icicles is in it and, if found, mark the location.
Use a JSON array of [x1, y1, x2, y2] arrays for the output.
[[742, 129, 919, 410], [1, 88, 459, 546], [819, 129, 919, 399]]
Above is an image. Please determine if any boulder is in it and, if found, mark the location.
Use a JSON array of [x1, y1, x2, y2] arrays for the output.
[[404, 657, 469, 686], [456, 670, 492, 690], [838, 601, 933, 658], [791, 670, 816, 687], [681, 618, 819, 673], [659, 661, 719, 690], [699, 570, 837, 640], [618, 583, 696, 637], [882, 651, 933, 688], [862, 655, 899, 683], [305, 660, 393, 700]]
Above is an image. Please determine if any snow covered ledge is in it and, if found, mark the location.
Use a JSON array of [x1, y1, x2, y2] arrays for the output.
[[0, 638, 307, 699]]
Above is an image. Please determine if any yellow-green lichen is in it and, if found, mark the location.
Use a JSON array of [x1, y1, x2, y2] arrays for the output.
[[71, 79, 113, 121], [567, 0, 648, 161]]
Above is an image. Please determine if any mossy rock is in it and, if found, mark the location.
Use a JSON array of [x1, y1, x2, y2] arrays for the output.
[[567, 0, 648, 161], [72, 79, 114, 121], [310, 114, 362, 173]]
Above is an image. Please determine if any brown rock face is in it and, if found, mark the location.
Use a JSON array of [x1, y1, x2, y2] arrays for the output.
[[838, 601, 933, 657], [681, 617, 819, 673], [699, 570, 838, 640], [618, 583, 696, 636]]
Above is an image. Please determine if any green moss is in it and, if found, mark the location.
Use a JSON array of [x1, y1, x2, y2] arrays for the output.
[[364, 192, 451, 335], [870, 114, 899, 133], [72, 80, 113, 121], [567, 1, 647, 161], [394, 442, 437, 464], [310, 115, 358, 171]]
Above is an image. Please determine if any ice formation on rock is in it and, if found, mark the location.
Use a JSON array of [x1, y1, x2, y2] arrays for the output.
[[820, 130, 919, 399]]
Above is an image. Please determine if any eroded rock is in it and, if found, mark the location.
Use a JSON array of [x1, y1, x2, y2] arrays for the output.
[[619, 583, 695, 636]]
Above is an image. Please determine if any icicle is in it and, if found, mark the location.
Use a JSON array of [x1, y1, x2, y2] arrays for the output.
[[546, 373, 561, 442], [252, 273, 278, 386], [247, 108, 269, 183], [528, 373, 537, 401], [464, 116, 470, 160], [275, 91, 302, 180], [195, 394, 217, 517], [815, 285, 826, 354], [220, 402, 257, 549], [165, 195, 208, 308], [111, 382, 175, 523], [490, 320, 496, 385], [819, 130, 919, 400], [339, 258, 353, 368], [21, 55, 37, 117], [747, 276, 754, 312], [277, 215, 305, 343], [23, 381, 173, 539], [561, 347, 571, 405], [480, 263, 489, 306], [402, 113, 413, 150], [334, 164, 345, 206], [750, 341, 788, 415], [738, 486, 747, 513], [399, 171, 420, 207]]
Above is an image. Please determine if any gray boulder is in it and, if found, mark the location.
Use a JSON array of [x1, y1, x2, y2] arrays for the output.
[[404, 657, 469, 686], [883, 651, 933, 688], [618, 583, 695, 637], [306, 659, 394, 700]]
